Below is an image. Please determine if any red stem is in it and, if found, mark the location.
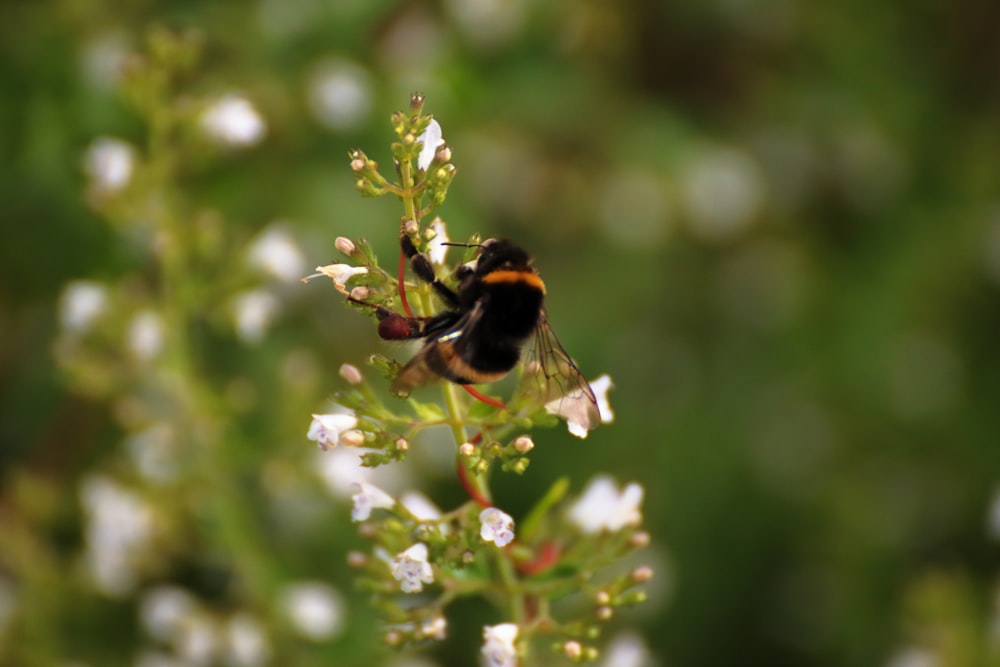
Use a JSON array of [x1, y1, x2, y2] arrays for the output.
[[398, 247, 414, 318], [461, 385, 507, 409], [456, 456, 492, 508]]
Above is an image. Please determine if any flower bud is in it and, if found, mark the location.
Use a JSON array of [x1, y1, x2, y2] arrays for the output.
[[459, 442, 476, 457], [409, 92, 425, 115], [403, 219, 419, 235], [339, 363, 363, 385], [595, 591, 611, 606], [395, 437, 409, 452], [629, 531, 651, 549], [346, 551, 367, 568], [335, 236, 357, 256], [340, 430, 365, 447], [596, 606, 613, 620], [630, 565, 654, 583], [513, 436, 534, 453], [563, 641, 582, 659], [349, 286, 370, 301]]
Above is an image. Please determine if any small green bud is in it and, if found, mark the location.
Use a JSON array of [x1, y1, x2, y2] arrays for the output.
[[409, 92, 425, 115]]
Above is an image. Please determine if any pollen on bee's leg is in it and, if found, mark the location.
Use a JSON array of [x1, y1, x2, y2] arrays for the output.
[[378, 313, 415, 340]]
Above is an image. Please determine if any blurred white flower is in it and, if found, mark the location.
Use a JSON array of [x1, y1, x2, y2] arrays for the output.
[[351, 481, 395, 522], [444, 0, 526, 49], [314, 446, 410, 499], [59, 281, 109, 333], [307, 60, 373, 131], [134, 651, 181, 667], [307, 412, 359, 451], [125, 424, 177, 484], [128, 309, 164, 361], [545, 374, 613, 439], [885, 647, 938, 667], [0, 576, 16, 641], [988, 485, 1000, 541], [568, 476, 644, 534], [479, 507, 515, 547], [232, 290, 280, 344], [597, 631, 655, 667], [427, 217, 449, 265], [481, 623, 519, 667], [224, 613, 271, 667], [280, 582, 345, 640], [679, 146, 765, 242], [83, 137, 135, 193], [598, 168, 672, 250], [400, 491, 442, 522], [175, 612, 219, 667], [417, 119, 445, 171], [391, 543, 434, 593], [80, 32, 129, 91], [421, 614, 447, 641], [80, 475, 155, 596], [200, 94, 266, 148], [247, 226, 306, 283], [139, 585, 198, 641]]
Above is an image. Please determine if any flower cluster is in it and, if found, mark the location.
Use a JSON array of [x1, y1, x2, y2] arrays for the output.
[[305, 94, 654, 664]]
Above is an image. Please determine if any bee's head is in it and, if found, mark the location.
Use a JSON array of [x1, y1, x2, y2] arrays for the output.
[[476, 238, 532, 274]]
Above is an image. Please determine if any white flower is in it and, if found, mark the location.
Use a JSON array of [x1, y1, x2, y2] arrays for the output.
[[989, 485, 1000, 541], [224, 613, 271, 667], [481, 623, 519, 667], [390, 543, 434, 593], [568, 476, 644, 534], [83, 137, 135, 192], [79, 475, 155, 596], [421, 614, 447, 640], [247, 226, 306, 283], [313, 263, 369, 294], [307, 412, 359, 451], [400, 491, 442, 522], [200, 94, 266, 147], [479, 507, 515, 547], [590, 374, 615, 424], [597, 631, 654, 667], [59, 280, 109, 333], [280, 582, 345, 641], [545, 373, 613, 439], [175, 613, 219, 666], [232, 290, 280, 344], [128, 309, 164, 361], [350, 481, 395, 521], [307, 60, 373, 131], [139, 586, 198, 641], [417, 119, 445, 171], [427, 217, 450, 265]]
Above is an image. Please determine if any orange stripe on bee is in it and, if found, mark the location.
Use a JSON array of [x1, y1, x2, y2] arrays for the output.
[[481, 270, 546, 293]]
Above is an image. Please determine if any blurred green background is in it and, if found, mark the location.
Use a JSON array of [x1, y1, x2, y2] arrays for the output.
[[3, 0, 1000, 666]]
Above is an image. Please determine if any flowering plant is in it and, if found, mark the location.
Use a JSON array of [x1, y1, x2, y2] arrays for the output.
[[307, 94, 652, 665]]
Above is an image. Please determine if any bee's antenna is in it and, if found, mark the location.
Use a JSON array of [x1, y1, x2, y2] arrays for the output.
[[440, 241, 483, 248]]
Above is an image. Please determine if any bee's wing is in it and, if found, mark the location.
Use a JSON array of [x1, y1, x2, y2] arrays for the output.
[[515, 311, 601, 432], [390, 303, 486, 397]]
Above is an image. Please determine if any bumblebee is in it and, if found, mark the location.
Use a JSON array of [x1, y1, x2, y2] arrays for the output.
[[354, 234, 600, 432]]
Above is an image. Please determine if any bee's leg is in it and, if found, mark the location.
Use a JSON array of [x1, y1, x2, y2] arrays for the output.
[[401, 234, 461, 308], [346, 296, 454, 342]]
